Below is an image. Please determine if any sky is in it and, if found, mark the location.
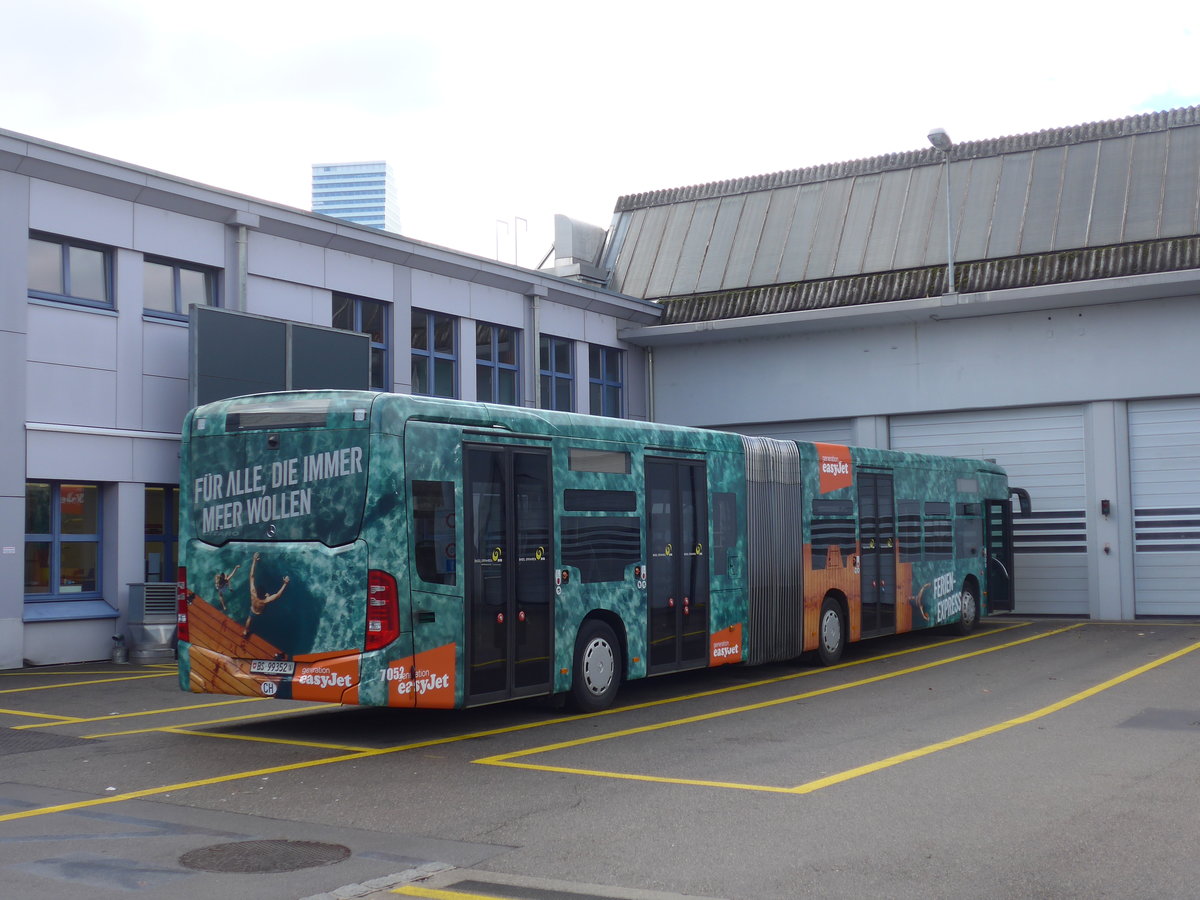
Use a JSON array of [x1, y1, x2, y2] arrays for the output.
[[3, 0, 1198, 267]]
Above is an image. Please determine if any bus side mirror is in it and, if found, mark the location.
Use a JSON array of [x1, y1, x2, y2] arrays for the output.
[[1010, 487, 1032, 517]]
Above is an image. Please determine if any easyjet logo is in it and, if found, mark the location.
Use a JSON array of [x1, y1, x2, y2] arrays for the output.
[[814, 443, 853, 493]]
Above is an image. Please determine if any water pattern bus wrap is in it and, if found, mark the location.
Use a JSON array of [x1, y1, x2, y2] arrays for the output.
[[178, 391, 1017, 711]]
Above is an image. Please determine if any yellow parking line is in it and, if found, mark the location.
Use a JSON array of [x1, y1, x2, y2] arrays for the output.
[[475, 624, 1086, 784], [0, 622, 1030, 822], [393, 887, 515, 900], [788, 635, 1200, 794], [14, 697, 265, 730], [161, 727, 374, 752], [0, 708, 84, 723], [84, 703, 341, 738], [0, 673, 172, 694]]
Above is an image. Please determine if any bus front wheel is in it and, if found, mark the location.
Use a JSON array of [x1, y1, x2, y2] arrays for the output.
[[570, 619, 621, 713], [953, 585, 979, 635], [817, 597, 845, 666]]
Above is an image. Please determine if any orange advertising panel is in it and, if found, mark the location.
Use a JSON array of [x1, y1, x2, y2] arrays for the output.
[[290, 653, 362, 704], [814, 443, 853, 493], [386, 642, 457, 708], [709, 623, 743, 666]]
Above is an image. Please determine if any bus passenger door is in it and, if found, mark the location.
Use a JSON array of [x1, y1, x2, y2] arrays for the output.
[[985, 499, 1015, 612], [646, 458, 710, 673], [858, 471, 896, 635], [465, 445, 554, 704]]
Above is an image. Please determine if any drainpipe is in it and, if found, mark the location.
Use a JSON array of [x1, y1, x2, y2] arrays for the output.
[[528, 285, 547, 408], [647, 347, 655, 422], [226, 211, 260, 310]]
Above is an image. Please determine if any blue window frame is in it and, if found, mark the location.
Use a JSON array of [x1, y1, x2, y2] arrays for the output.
[[28, 232, 114, 309], [144, 485, 180, 583], [589, 345, 624, 418], [333, 294, 390, 390], [24, 482, 103, 601], [476, 323, 521, 405], [411, 309, 458, 398], [539, 335, 574, 411], [144, 256, 219, 319]]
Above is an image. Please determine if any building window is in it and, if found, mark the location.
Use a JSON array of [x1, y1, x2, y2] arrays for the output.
[[24, 482, 102, 600], [411, 310, 458, 398], [145, 485, 179, 583], [28, 233, 113, 309], [589, 345, 624, 417], [539, 335, 574, 411], [333, 294, 390, 390], [476, 323, 520, 405], [144, 257, 218, 318]]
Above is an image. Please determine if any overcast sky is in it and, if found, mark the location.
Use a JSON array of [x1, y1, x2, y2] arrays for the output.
[[3, 0, 1198, 266]]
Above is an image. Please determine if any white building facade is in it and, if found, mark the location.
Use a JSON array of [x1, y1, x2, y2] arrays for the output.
[[1, 131, 658, 668]]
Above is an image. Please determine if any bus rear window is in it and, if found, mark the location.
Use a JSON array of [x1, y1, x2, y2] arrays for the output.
[[225, 399, 333, 431]]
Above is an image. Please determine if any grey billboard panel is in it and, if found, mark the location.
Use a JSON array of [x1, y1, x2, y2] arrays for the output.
[[189, 306, 369, 407]]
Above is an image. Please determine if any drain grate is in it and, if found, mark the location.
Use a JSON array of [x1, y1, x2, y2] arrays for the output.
[[179, 839, 350, 874]]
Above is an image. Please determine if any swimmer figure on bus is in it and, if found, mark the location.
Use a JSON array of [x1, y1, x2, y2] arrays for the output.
[[242, 552, 289, 638], [213, 564, 241, 610]]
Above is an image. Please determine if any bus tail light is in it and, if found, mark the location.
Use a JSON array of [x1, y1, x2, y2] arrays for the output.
[[366, 570, 400, 652], [176, 567, 190, 644]]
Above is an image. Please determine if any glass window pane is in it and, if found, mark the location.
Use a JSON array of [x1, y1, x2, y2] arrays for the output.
[[497, 328, 517, 366], [554, 338, 572, 374], [145, 487, 166, 535], [589, 345, 601, 379], [60, 542, 98, 592], [29, 239, 63, 294], [370, 347, 386, 390], [556, 378, 573, 411], [590, 382, 602, 415], [143, 261, 175, 312], [498, 368, 517, 405], [25, 482, 51, 533], [69, 245, 107, 302], [605, 385, 621, 417], [433, 314, 455, 354], [476, 323, 493, 362], [433, 357, 455, 397], [411, 312, 428, 350], [411, 355, 428, 394], [179, 267, 212, 309], [477, 366, 493, 403], [145, 540, 166, 581], [361, 300, 385, 343], [60, 485, 99, 534], [539, 336, 550, 371], [24, 542, 51, 593], [332, 295, 354, 331], [539, 373, 551, 408]]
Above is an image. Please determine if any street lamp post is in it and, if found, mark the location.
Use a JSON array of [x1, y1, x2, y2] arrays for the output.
[[927, 127, 956, 294]]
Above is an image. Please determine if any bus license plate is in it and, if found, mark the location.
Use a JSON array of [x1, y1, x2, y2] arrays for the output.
[[249, 660, 294, 676]]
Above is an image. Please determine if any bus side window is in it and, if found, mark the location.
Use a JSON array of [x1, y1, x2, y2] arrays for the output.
[[412, 480, 457, 585], [811, 499, 855, 570], [955, 502, 983, 557], [712, 492, 737, 571], [924, 501, 952, 560], [898, 500, 922, 562]]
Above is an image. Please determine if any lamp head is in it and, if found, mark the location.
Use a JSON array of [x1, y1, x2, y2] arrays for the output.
[[927, 128, 953, 153]]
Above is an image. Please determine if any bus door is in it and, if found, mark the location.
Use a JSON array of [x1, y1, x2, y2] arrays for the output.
[[985, 499, 1015, 612], [646, 458, 710, 672], [858, 471, 896, 635], [464, 444, 553, 704]]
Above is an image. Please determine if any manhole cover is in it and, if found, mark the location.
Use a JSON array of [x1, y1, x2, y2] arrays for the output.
[[179, 839, 351, 874]]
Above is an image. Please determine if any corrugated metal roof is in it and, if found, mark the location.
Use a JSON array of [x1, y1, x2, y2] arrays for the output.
[[606, 106, 1200, 313]]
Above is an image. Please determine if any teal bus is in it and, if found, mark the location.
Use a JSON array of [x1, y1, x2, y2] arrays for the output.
[[177, 390, 1027, 712]]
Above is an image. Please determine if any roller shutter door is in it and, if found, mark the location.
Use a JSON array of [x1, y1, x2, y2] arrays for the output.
[[1129, 398, 1200, 616], [890, 407, 1088, 615]]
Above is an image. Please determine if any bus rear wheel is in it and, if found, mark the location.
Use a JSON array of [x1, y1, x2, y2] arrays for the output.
[[817, 597, 845, 666], [953, 585, 979, 635], [570, 619, 621, 713]]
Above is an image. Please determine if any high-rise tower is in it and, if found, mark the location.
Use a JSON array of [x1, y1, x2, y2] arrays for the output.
[[311, 161, 400, 232]]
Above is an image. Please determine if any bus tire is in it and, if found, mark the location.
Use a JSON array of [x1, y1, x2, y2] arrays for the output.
[[570, 619, 621, 713], [953, 585, 978, 636], [817, 597, 845, 666]]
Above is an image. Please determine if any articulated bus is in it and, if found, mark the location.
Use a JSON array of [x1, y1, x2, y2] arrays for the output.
[[177, 391, 1028, 712]]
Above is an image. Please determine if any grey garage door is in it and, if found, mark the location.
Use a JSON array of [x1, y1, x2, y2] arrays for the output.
[[890, 406, 1088, 615], [1129, 398, 1200, 616]]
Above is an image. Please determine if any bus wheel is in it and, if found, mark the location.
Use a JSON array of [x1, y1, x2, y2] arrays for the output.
[[953, 586, 978, 636], [570, 619, 621, 713], [817, 597, 844, 666]]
